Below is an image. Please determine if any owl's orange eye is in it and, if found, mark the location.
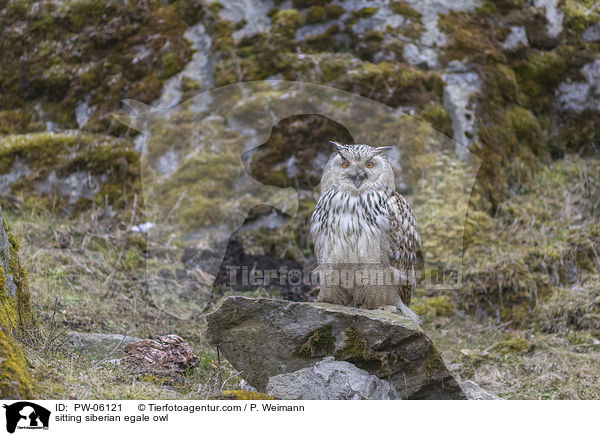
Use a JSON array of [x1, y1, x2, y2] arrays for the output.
[[365, 161, 374, 168], [342, 161, 350, 168]]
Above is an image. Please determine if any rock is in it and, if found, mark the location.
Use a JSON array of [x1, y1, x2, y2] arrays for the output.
[[583, 22, 600, 43], [460, 380, 502, 400], [0, 132, 138, 216], [36, 170, 100, 205], [0, 205, 36, 398], [206, 296, 467, 399], [122, 334, 199, 372], [442, 71, 480, 159], [219, 0, 274, 42], [556, 59, 600, 112], [502, 26, 528, 50], [400, 0, 481, 69], [66, 332, 142, 360], [533, 0, 564, 39], [150, 22, 214, 110], [266, 357, 401, 400]]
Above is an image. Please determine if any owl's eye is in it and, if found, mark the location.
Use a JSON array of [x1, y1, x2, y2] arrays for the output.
[[342, 161, 350, 168], [365, 161, 374, 168]]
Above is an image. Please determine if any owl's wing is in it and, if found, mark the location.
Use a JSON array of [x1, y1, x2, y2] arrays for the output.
[[387, 192, 421, 306]]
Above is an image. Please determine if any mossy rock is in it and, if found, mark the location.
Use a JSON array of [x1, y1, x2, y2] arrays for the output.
[[305, 6, 327, 24], [0, 0, 202, 132], [0, 132, 140, 216], [390, 1, 422, 20], [0, 206, 36, 398], [353, 7, 378, 19], [212, 390, 274, 400], [207, 297, 467, 399]]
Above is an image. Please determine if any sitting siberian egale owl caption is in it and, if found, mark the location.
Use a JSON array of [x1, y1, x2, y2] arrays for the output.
[[310, 142, 421, 322]]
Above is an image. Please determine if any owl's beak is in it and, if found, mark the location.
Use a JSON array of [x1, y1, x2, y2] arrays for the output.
[[351, 171, 366, 188]]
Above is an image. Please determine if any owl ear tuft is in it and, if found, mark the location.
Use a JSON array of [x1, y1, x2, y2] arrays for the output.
[[374, 146, 393, 155], [328, 141, 343, 151]]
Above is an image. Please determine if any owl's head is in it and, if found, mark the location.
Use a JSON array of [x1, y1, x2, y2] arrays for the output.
[[321, 142, 395, 194]]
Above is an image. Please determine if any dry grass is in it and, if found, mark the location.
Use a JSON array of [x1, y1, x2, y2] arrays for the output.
[[422, 315, 600, 399], [5, 153, 600, 400], [6, 206, 242, 400]]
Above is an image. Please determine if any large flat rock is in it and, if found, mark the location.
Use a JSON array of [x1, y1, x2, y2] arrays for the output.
[[206, 296, 466, 399]]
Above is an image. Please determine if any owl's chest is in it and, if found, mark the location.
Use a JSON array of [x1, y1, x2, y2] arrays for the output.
[[313, 191, 390, 262], [321, 192, 388, 230]]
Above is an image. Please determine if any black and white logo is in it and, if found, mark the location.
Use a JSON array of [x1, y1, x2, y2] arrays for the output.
[[3, 402, 50, 433]]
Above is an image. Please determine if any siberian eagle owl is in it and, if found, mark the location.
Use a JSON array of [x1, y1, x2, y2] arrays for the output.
[[310, 142, 421, 322]]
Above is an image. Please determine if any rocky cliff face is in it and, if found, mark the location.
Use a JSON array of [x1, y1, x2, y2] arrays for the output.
[[0, 205, 36, 398], [201, 0, 599, 207], [2, 1, 598, 205]]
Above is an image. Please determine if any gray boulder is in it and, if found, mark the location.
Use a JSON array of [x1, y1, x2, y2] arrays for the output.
[[266, 357, 401, 400], [206, 296, 466, 399], [582, 22, 600, 43], [66, 332, 141, 360], [460, 380, 502, 400]]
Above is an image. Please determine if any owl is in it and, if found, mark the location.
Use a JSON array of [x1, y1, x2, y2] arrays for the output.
[[310, 142, 421, 322]]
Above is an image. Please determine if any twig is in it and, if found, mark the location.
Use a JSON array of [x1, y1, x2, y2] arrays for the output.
[[93, 330, 130, 368], [217, 345, 222, 388], [164, 189, 187, 224], [102, 249, 124, 288], [127, 193, 138, 232], [220, 370, 243, 391], [43, 295, 59, 354]]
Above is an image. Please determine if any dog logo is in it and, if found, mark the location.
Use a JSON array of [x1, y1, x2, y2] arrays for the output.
[[3, 402, 50, 433]]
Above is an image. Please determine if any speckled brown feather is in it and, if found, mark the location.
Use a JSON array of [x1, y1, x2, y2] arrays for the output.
[[387, 192, 421, 306]]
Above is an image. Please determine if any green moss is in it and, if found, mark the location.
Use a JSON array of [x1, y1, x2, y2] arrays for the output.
[[209, 19, 234, 51], [0, 132, 140, 216], [295, 325, 335, 358], [558, 111, 600, 152], [162, 52, 182, 78], [506, 107, 545, 153], [334, 326, 388, 373], [0, 110, 44, 135], [272, 9, 305, 33], [561, 0, 599, 37], [335, 60, 444, 109], [420, 102, 453, 138], [214, 390, 274, 400], [291, 0, 331, 8], [304, 24, 340, 51], [324, 4, 345, 19], [353, 7, 378, 19], [319, 55, 349, 82], [424, 346, 446, 376], [0, 0, 199, 131], [413, 295, 455, 318], [0, 216, 36, 398], [390, 1, 422, 20], [67, 0, 108, 30], [514, 50, 569, 110], [207, 2, 224, 14], [492, 335, 533, 354], [306, 5, 327, 24]]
